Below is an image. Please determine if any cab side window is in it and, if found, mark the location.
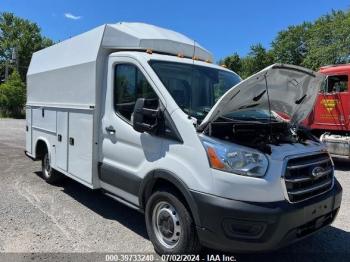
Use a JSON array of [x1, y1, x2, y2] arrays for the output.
[[322, 75, 348, 93], [114, 64, 158, 121]]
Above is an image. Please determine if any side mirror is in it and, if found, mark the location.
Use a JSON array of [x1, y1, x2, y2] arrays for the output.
[[132, 98, 160, 133]]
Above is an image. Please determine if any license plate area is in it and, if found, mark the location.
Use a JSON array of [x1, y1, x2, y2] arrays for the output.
[[303, 197, 333, 223]]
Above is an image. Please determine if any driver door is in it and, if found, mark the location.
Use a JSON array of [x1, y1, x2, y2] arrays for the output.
[[100, 57, 164, 205], [313, 73, 349, 130]]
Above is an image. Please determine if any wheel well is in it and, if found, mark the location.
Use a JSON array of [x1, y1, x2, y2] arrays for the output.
[[143, 178, 191, 215], [35, 140, 48, 160]]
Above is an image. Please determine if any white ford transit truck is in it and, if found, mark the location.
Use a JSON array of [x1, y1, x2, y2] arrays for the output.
[[25, 22, 342, 254]]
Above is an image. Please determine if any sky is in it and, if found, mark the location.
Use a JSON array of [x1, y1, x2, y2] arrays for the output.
[[1, 0, 349, 61]]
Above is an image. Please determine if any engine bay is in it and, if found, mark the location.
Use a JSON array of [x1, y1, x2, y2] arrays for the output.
[[204, 118, 318, 154]]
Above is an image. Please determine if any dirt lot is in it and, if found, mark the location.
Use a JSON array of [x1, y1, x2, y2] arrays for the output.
[[0, 119, 349, 262]]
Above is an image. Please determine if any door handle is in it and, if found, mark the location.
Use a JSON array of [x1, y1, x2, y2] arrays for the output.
[[105, 126, 116, 134], [69, 137, 74, 146]]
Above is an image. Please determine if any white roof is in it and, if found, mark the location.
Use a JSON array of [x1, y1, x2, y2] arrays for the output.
[[27, 23, 213, 107], [28, 22, 213, 76]]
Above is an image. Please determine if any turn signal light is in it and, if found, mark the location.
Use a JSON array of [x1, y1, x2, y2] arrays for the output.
[[207, 147, 225, 169]]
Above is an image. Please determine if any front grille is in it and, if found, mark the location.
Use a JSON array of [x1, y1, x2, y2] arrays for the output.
[[284, 153, 334, 203]]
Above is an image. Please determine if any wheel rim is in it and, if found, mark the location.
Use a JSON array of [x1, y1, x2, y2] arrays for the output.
[[152, 201, 182, 249], [42, 153, 51, 178]]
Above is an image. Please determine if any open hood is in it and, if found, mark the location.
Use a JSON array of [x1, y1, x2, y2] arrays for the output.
[[198, 64, 325, 131]]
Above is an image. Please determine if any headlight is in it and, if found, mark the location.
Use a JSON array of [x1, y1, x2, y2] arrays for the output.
[[201, 138, 268, 177]]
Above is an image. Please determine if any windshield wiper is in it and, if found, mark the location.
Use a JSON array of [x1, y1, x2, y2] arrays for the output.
[[202, 107, 211, 113], [218, 115, 278, 123], [238, 116, 279, 122]]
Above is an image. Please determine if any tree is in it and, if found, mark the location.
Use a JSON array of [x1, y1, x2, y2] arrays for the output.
[[221, 52, 242, 74], [0, 12, 54, 81], [240, 43, 274, 78], [302, 10, 350, 70], [271, 22, 311, 66], [220, 9, 350, 75], [0, 70, 26, 117], [220, 44, 273, 79]]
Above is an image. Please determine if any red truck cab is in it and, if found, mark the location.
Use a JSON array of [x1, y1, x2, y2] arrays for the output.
[[306, 64, 350, 158]]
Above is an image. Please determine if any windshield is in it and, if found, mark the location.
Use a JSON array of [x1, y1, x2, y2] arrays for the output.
[[149, 60, 241, 120]]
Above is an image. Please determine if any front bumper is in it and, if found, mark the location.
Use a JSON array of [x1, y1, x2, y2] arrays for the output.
[[191, 179, 342, 253]]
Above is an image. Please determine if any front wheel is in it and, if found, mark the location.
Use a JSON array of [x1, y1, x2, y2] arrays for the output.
[[41, 151, 62, 184], [145, 189, 201, 254]]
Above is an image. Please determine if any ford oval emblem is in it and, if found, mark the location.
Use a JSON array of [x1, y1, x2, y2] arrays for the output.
[[311, 166, 325, 179]]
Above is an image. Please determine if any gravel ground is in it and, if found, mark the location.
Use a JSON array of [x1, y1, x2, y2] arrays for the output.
[[0, 119, 349, 262]]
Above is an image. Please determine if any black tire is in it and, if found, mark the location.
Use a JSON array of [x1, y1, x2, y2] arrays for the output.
[[145, 188, 201, 254], [41, 151, 62, 184]]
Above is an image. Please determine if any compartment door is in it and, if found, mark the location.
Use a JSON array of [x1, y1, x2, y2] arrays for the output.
[[56, 111, 68, 171], [25, 108, 32, 154], [68, 112, 93, 184]]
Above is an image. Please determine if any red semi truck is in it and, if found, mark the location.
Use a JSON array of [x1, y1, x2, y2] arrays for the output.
[[305, 64, 350, 158]]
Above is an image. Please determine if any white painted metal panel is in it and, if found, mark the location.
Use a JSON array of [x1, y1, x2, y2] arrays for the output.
[[103, 23, 212, 61], [32, 129, 56, 161], [32, 108, 56, 133], [25, 108, 32, 154], [27, 62, 96, 107], [68, 112, 93, 184], [55, 111, 68, 171], [26, 23, 212, 108]]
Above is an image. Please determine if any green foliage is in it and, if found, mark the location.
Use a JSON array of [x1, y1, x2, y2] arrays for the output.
[[0, 12, 53, 118], [302, 10, 350, 69], [0, 12, 54, 80], [240, 44, 274, 79], [271, 22, 311, 65], [0, 70, 25, 118], [221, 44, 273, 79], [221, 9, 350, 77], [220, 53, 242, 75]]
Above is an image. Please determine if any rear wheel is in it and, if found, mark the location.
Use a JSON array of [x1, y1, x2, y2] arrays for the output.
[[41, 151, 61, 184], [145, 189, 201, 254]]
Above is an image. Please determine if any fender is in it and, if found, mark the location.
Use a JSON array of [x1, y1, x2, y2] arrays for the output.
[[139, 169, 202, 227]]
